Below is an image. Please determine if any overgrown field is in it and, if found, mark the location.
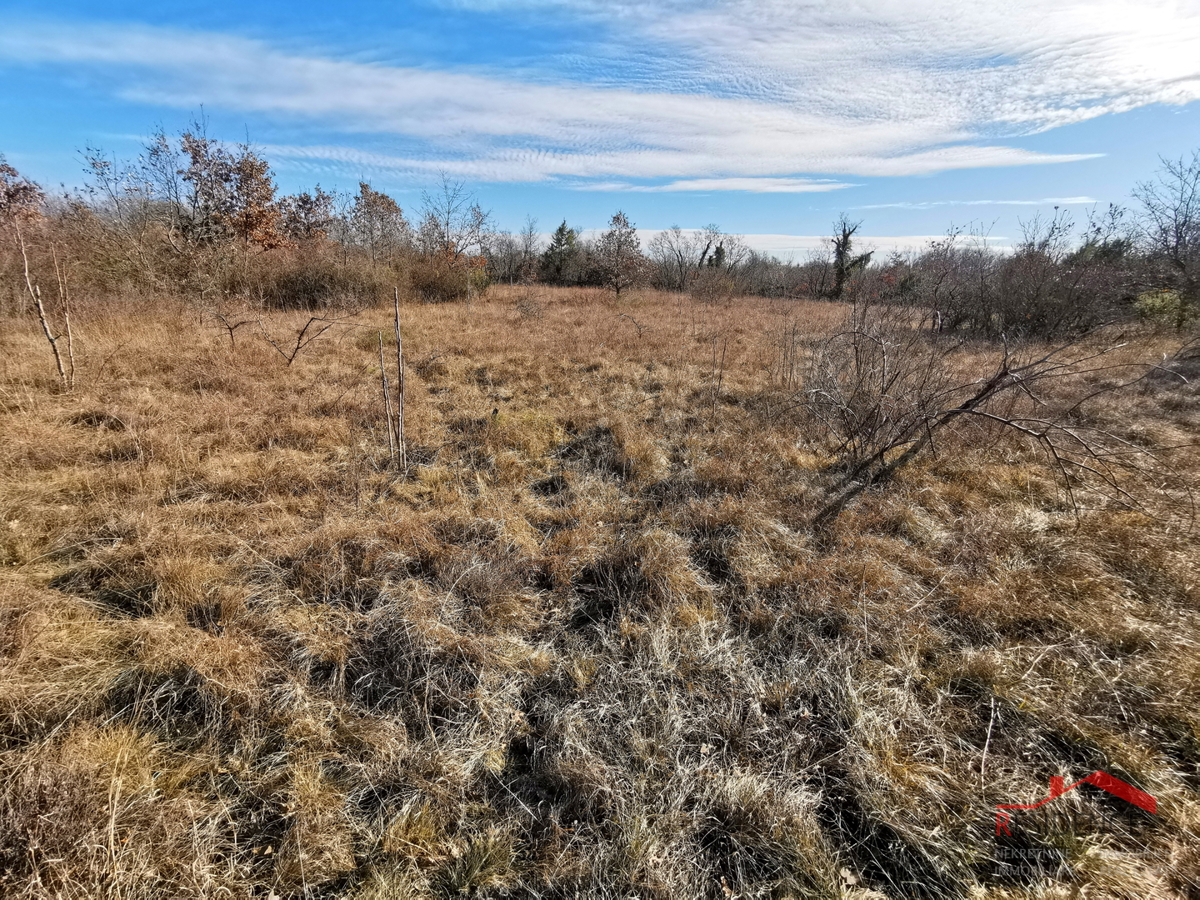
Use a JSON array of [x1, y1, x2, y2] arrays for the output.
[[2, 286, 1198, 899]]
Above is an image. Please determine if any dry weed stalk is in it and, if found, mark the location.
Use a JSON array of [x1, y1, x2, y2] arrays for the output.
[[768, 322, 802, 392], [394, 287, 407, 473], [617, 312, 647, 339], [710, 335, 728, 422], [373, 289, 408, 471]]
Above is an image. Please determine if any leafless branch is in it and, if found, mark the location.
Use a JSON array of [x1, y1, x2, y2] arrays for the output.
[[258, 315, 344, 366], [212, 312, 254, 348]]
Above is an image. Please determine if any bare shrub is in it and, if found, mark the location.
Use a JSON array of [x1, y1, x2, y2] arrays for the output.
[[803, 303, 1189, 527], [257, 309, 362, 366], [513, 292, 546, 321], [220, 246, 396, 310], [909, 212, 1136, 339], [409, 175, 492, 303], [410, 253, 489, 303], [689, 266, 737, 305], [803, 304, 951, 470], [1134, 150, 1200, 329]]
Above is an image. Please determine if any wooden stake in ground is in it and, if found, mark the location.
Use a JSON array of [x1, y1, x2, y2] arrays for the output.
[[394, 287, 407, 474], [379, 331, 396, 461]]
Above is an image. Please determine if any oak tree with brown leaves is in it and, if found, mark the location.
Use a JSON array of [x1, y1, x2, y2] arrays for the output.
[[0, 155, 43, 225], [596, 210, 646, 297]]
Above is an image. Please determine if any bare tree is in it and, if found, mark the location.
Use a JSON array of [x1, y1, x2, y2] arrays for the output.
[[2, 158, 74, 386], [486, 231, 522, 285], [76, 148, 162, 283], [1, 155, 45, 222], [280, 186, 336, 243], [409, 176, 492, 302], [518, 215, 541, 283], [485, 221, 539, 285], [15, 223, 76, 390], [175, 124, 288, 250], [77, 123, 293, 261], [645, 224, 751, 295], [647, 225, 717, 292], [1134, 149, 1200, 329], [1, 155, 46, 313], [416, 175, 491, 262]]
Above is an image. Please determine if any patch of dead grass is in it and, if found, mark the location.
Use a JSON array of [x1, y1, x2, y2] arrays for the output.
[[0, 289, 1197, 897]]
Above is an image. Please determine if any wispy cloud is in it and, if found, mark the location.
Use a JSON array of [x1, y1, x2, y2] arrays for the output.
[[470, 0, 1200, 134], [854, 197, 1099, 210], [570, 177, 856, 193], [249, 136, 1094, 187], [1, 1, 1196, 188]]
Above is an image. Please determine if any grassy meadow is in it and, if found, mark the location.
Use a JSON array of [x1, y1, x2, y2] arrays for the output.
[[1, 284, 1198, 898]]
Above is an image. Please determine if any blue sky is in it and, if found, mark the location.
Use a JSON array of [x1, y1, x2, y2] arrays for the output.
[[2, 0, 1198, 255]]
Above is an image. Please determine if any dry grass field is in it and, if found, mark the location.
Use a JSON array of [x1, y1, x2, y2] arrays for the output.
[[1, 284, 1199, 898]]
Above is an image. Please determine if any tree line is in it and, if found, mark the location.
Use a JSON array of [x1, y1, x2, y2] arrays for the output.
[[3, 120, 1198, 339]]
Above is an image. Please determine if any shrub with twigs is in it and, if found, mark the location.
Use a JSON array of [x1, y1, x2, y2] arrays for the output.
[[803, 301, 1191, 528]]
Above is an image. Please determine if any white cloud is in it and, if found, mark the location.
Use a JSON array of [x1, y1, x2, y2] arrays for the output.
[[855, 197, 1099, 210], [548, 177, 854, 192], [481, 0, 1200, 134], [2, 2, 1197, 188]]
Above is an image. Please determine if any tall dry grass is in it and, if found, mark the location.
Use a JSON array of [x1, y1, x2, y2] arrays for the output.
[[0, 285, 1197, 898]]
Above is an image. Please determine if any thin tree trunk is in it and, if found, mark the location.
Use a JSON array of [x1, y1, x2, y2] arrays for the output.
[[52, 246, 76, 389], [17, 223, 71, 389]]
